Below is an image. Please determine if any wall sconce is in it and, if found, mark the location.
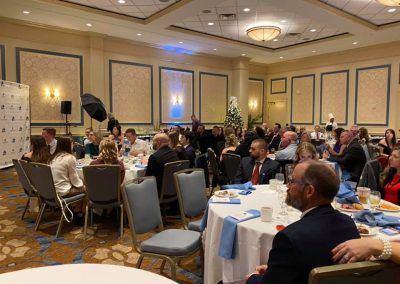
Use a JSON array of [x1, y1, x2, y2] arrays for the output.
[[171, 95, 183, 105], [44, 87, 60, 106], [249, 100, 258, 110]]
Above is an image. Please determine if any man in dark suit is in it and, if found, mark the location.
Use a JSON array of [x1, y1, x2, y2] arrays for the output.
[[246, 161, 360, 284], [266, 123, 281, 152], [145, 133, 179, 195], [180, 131, 196, 167], [326, 130, 366, 182], [235, 139, 280, 185]]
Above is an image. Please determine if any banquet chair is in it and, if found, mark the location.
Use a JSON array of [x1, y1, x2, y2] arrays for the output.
[[159, 160, 190, 217], [358, 160, 382, 193], [26, 162, 86, 238], [12, 159, 38, 220], [207, 148, 220, 195], [122, 177, 202, 280], [308, 261, 400, 284], [221, 153, 241, 184], [82, 165, 123, 239], [174, 168, 208, 232]]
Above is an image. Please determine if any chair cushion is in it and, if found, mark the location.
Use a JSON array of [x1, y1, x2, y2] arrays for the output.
[[140, 229, 201, 256], [188, 219, 203, 232]]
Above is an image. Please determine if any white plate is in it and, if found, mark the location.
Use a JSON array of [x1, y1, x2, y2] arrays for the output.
[[335, 203, 364, 213], [214, 190, 239, 198], [376, 201, 400, 212], [357, 224, 378, 237]]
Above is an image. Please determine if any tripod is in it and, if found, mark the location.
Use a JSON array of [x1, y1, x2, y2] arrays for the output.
[[65, 114, 72, 135]]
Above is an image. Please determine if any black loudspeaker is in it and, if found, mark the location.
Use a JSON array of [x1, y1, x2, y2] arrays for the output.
[[61, 101, 72, 114]]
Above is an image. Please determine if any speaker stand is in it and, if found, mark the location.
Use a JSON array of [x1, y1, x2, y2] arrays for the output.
[[65, 114, 71, 135]]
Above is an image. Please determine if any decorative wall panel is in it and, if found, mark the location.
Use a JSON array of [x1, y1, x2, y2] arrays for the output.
[[16, 48, 83, 126], [355, 65, 391, 126], [109, 60, 153, 125], [159, 67, 194, 124], [291, 74, 315, 125], [199, 72, 228, 124], [249, 78, 264, 122], [320, 70, 349, 125], [0, 45, 5, 80], [270, 77, 286, 94]]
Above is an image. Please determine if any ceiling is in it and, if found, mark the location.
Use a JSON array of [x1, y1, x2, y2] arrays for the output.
[[0, 0, 399, 64]]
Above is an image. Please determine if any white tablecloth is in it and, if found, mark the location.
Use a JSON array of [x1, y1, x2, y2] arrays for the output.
[[0, 264, 177, 284], [76, 158, 146, 184], [203, 185, 400, 284]]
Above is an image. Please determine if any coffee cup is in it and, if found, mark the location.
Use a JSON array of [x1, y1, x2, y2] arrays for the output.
[[261, 206, 273, 222], [357, 187, 371, 204]]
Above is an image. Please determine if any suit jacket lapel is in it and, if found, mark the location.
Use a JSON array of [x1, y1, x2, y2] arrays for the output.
[[258, 160, 270, 183]]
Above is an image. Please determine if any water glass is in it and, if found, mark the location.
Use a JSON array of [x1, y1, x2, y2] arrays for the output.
[[369, 191, 381, 211], [275, 173, 285, 183]]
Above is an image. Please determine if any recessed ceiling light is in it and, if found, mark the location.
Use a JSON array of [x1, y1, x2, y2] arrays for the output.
[[280, 19, 287, 23], [312, 50, 316, 53], [279, 56, 284, 59], [241, 53, 246, 56], [353, 41, 358, 45], [22, 10, 30, 14], [273, 39, 278, 42], [310, 29, 317, 32], [213, 48, 217, 50], [243, 8, 250, 12], [388, 8, 396, 12], [137, 33, 142, 36], [118, 0, 126, 3], [86, 23, 92, 27], [208, 22, 215, 26], [179, 41, 183, 44]]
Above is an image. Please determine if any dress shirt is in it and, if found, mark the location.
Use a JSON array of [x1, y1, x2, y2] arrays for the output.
[[127, 138, 147, 155], [49, 153, 83, 196], [83, 138, 91, 146], [300, 206, 317, 219], [275, 143, 298, 161], [48, 138, 57, 155], [252, 157, 266, 174], [310, 131, 324, 140]]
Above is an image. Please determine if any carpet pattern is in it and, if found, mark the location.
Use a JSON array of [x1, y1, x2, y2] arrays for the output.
[[0, 168, 202, 283]]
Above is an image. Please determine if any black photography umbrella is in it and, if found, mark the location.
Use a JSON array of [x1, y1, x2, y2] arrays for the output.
[[80, 93, 107, 128]]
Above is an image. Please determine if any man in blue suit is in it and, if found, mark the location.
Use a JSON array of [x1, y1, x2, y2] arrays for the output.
[[246, 161, 360, 284], [235, 139, 280, 185]]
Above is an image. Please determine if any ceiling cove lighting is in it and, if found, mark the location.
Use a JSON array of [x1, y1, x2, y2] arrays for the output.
[[118, 0, 126, 3], [22, 10, 30, 14], [246, 26, 281, 42], [243, 8, 250, 12], [388, 8, 397, 12], [86, 23, 92, 27], [376, 0, 400, 6]]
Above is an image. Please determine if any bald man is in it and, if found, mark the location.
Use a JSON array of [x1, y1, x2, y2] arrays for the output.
[[275, 131, 298, 160], [145, 133, 179, 194]]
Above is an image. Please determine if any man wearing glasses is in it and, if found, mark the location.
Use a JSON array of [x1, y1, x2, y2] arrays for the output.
[[246, 161, 359, 284]]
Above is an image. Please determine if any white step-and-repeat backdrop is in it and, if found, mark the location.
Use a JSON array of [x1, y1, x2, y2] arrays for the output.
[[0, 81, 30, 169]]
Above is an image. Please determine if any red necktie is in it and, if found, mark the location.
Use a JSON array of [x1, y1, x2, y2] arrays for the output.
[[316, 132, 319, 140], [251, 162, 261, 185]]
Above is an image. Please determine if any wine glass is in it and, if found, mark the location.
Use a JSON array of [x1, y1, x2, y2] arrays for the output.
[[275, 173, 285, 183], [369, 191, 381, 212]]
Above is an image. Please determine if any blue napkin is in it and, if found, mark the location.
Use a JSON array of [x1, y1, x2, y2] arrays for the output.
[[221, 181, 256, 191], [135, 164, 147, 169], [336, 182, 359, 204], [218, 209, 261, 259], [354, 210, 400, 227]]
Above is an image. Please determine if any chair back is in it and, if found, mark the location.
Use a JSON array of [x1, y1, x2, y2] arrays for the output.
[[122, 177, 163, 236], [12, 159, 35, 195], [221, 153, 241, 184], [207, 148, 219, 176], [160, 160, 190, 199], [359, 159, 382, 192], [308, 261, 400, 284], [83, 165, 121, 204], [174, 168, 207, 218], [26, 162, 58, 202], [311, 139, 325, 147], [194, 153, 207, 168], [376, 155, 389, 170]]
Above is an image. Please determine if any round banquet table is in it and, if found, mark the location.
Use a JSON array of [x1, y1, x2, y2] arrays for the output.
[[0, 264, 177, 284], [203, 185, 400, 284]]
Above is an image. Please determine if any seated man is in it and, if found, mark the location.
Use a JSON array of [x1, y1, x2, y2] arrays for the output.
[[235, 139, 280, 185], [246, 161, 360, 284], [42, 127, 57, 155], [274, 131, 298, 161], [145, 133, 179, 194], [267, 123, 281, 152], [310, 125, 324, 140], [325, 130, 366, 182], [121, 128, 147, 157]]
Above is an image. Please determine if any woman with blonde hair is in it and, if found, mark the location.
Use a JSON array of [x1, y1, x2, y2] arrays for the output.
[[295, 142, 319, 163], [220, 133, 239, 161], [168, 131, 186, 160], [90, 139, 125, 181], [84, 130, 101, 157]]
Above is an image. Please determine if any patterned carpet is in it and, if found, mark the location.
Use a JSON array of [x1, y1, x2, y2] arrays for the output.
[[0, 167, 203, 283]]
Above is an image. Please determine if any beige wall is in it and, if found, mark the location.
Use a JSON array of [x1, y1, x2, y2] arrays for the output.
[[266, 42, 400, 134]]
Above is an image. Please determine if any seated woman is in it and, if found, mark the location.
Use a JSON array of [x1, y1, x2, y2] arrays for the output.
[[48, 137, 84, 198], [295, 142, 319, 163], [299, 131, 311, 143], [220, 134, 239, 161], [380, 146, 400, 205], [22, 136, 50, 163], [90, 139, 125, 182], [325, 127, 345, 157], [108, 125, 124, 145], [84, 131, 100, 157], [168, 131, 187, 160], [379, 129, 397, 156]]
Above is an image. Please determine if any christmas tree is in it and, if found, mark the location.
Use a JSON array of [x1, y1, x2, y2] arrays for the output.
[[224, 96, 244, 129]]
